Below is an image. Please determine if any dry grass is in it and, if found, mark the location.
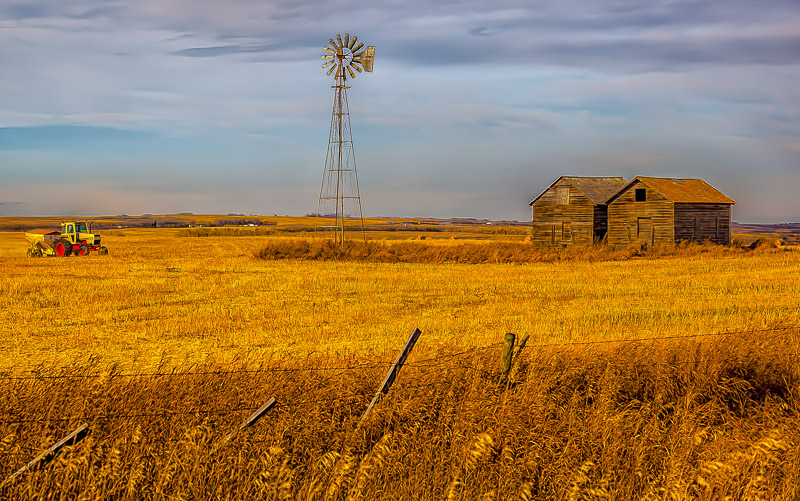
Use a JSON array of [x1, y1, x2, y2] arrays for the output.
[[2, 230, 799, 370], [0, 223, 799, 498], [254, 237, 783, 264]]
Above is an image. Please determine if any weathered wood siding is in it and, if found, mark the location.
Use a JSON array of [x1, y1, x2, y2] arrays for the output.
[[607, 181, 674, 247], [531, 179, 594, 246], [674, 203, 731, 245]]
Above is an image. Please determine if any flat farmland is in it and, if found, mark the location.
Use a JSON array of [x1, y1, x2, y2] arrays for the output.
[[1, 226, 799, 499], [1, 229, 798, 369]]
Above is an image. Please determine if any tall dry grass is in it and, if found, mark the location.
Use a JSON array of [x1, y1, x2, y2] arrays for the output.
[[0, 328, 798, 499], [254, 238, 788, 264]]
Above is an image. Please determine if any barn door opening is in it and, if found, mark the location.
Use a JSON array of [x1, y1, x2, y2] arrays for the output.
[[562, 222, 572, 242], [637, 217, 653, 245]]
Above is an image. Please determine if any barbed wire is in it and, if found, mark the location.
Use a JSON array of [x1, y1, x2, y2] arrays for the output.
[[0, 361, 393, 381], [0, 327, 792, 382]]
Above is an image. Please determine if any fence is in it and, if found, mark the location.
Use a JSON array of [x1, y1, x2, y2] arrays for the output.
[[0, 325, 797, 487]]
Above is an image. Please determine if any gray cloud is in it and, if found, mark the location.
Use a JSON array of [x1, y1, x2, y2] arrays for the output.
[[173, 43, 278, 57], [137, 0, 800, 74], [3, 3, 49, 19]]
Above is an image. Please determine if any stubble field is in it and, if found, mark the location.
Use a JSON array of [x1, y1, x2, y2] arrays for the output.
[[1, 224, 799, 499]]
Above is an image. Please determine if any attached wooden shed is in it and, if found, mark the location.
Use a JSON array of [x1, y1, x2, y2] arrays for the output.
[[529, 176, 628, 246], [606, 177, 735, 247]]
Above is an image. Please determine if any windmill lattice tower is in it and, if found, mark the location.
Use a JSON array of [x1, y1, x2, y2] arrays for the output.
[[316, 33, 374, 244]]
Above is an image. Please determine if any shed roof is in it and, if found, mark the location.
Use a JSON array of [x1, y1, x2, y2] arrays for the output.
[[609, 177, 735, 204], [529, 176, 627, 205]]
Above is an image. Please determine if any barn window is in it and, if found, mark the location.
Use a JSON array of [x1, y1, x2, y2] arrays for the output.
[[555, 186, 570, 205], [562, 222, 572, 241], [635, 189, 647, 202]]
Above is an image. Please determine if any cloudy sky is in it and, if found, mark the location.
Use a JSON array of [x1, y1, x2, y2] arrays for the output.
[[1, 0, 798, 222]]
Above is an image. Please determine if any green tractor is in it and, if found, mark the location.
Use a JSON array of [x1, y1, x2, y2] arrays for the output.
[[26, 221, 109, 257]]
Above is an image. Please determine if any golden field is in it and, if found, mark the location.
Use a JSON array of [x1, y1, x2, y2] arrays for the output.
[[1, 221, 799, 499]]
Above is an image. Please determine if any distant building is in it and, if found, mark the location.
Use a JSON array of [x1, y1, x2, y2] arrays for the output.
[[528, 176, 628, 246], [606, 177, 735, 246]]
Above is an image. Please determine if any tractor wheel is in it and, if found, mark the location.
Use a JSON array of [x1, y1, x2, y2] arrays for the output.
[[98, 246, 109, 256], [55, 240, 70, 257], [76, 246, 88, 257], [26, 249, 33, 258]]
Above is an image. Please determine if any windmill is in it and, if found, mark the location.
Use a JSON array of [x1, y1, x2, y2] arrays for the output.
[[316, 33, 375, 244]]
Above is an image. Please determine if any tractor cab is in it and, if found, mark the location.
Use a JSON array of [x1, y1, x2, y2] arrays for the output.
[[61, 221, 99, 246], [62, 222, 77, 244]]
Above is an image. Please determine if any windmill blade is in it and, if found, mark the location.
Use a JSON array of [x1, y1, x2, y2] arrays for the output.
[[321, 34, 373, 77]]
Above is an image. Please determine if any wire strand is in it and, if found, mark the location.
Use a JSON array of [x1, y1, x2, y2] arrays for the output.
[[0, 327, 790, 381]]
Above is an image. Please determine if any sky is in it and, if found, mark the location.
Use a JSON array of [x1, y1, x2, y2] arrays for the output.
[[0, 0, 798, 222]]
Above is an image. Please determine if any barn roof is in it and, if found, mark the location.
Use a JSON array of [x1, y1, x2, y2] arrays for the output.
[[529, 176, 627, 205], [609, 177, 735, 204]]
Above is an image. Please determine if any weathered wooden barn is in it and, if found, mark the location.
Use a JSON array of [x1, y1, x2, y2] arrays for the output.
[[606, 177, 735, 247], [529, 176, 628, 246]]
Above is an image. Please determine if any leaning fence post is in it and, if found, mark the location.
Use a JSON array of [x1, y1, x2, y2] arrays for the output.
[[2, 423, 89, 487], [512, 334, 530, 363], [510, 334, 530, 378], [500, 332, 516, 376], [357, 327, 422, 428], [220, 397, 278, 446]]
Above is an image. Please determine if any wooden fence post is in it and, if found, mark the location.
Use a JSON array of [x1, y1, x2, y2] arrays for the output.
[[357, 327, 422, 428], [2, 423, 89, 487], [500, 332, 516, 376], [220, 397, 278, 446]]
